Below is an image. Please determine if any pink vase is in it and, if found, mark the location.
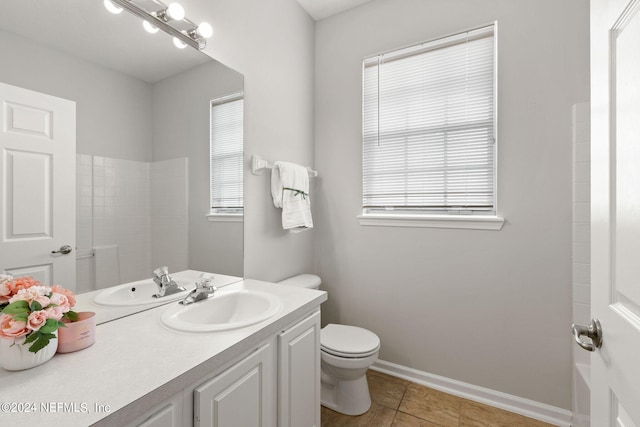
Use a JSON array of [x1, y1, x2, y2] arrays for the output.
[[57, 311, 96, 353]]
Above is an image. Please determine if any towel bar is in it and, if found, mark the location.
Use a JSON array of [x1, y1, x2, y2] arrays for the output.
[[251, 155, 318, 177]]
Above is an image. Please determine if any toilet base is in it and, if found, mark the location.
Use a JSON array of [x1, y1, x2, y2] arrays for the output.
[[321, 368, 372, 416]]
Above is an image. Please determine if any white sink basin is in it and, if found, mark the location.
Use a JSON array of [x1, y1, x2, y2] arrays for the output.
[[161, 289, 282, 332], [93, 277, 194, 306]]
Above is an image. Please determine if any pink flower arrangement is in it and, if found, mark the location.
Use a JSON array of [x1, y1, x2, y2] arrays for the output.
[[0, 275, 78, 353], [0, 275, 41, 304]]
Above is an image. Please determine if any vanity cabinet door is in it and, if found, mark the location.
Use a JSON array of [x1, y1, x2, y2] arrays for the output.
[[278, 310, 321, 427], [194, 343, 275, 427], [126, 393, 183, 427]]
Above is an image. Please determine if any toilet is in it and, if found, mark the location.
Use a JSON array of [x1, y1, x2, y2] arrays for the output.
[[277, 274, 380, 416]]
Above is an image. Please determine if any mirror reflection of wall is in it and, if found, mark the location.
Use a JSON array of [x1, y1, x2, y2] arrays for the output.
[[0, 1, 243, 295], [151, 60, 244, 282]]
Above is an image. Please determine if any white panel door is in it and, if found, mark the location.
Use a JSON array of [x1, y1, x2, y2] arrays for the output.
[[0, 82, 76, 289], [589, 0, 640, 425]]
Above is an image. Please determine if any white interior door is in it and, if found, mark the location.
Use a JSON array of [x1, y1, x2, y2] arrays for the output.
[[0, 82, 76, 289], [589, 0, 640, 425]]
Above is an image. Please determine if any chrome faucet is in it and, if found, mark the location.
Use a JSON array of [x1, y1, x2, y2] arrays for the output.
[[180, 275, 216, 305], [152, 266, 186, 298]]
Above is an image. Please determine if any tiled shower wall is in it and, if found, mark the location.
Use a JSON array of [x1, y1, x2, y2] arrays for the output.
[[572, 102, 590, 427], [76, 155, 93, 293], [572, 102, 591, 365], [76, 155, 188, 293]]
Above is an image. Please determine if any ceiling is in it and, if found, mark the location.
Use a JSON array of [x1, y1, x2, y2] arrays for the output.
[[296, 0, 373, 20]]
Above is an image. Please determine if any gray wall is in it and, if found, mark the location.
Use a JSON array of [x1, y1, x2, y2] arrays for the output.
[[152, 60, 244, 276], [185, 0, 317, 282], [0, 29, 153, 162], [313, 0, 589, 410]]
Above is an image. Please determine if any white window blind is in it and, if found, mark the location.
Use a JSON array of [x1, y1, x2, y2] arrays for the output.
[[210, 93, 244, 213], [362, 25, 496, 215]]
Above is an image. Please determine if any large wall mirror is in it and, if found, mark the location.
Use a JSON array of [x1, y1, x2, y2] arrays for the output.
[[0, 0, 244, 321]]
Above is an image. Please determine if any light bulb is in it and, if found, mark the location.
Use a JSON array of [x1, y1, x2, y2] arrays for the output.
[[103, 0, 123, 14], [143, 20, 159, 34], [173, 37, 187, 49], [167, 3, 185, 20], [197, 22, 213, 39]]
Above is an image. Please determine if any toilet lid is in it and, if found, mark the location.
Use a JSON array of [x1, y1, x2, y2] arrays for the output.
[[321, 324, 380, 357]]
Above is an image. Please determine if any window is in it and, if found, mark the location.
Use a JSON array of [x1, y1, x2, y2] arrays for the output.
[[209, 93, 243, 219], [361, 25, 503, 230]]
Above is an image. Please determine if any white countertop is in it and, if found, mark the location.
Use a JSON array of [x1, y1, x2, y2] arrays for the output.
[[0, 279, 327, 426]]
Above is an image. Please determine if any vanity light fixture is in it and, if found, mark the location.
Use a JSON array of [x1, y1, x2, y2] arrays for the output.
[[104, 0, 123, 14], [156, 3, 185, 22], [106, 0, 213, 50], [189, 22, 214, 39], [173, 37, 188, 49], [143, 20, 160, 34]]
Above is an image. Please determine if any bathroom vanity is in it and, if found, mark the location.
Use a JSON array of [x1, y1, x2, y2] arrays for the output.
[[0, 278, 327, 427]]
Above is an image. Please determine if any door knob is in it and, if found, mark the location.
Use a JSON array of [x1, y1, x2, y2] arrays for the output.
[[571, 318, 603, 352], [51, 245, 73, 255]]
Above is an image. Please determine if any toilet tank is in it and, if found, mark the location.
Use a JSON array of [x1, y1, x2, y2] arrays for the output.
[[277, 274, 321, 290]]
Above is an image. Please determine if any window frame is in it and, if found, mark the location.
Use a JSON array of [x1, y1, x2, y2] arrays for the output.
[[359, 23, 504, 230]]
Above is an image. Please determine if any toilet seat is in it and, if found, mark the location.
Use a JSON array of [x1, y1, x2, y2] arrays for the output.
[[321, 345, 379, 358], [321, 324, 380, 358]]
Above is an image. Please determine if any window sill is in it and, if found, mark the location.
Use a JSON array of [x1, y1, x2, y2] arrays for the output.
[[357, 213, 505, 230], [206, 213, 243, 223]]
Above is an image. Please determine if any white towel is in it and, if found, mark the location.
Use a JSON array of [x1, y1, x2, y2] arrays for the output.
[[93, 245, 121, 289], [271, 161, 313, 232]]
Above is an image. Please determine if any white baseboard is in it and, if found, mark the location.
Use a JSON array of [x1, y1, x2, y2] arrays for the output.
[[370, 360, 573, 427]]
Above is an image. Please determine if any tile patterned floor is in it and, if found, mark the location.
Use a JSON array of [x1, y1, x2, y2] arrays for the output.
[[320, 370, 557, 427]]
